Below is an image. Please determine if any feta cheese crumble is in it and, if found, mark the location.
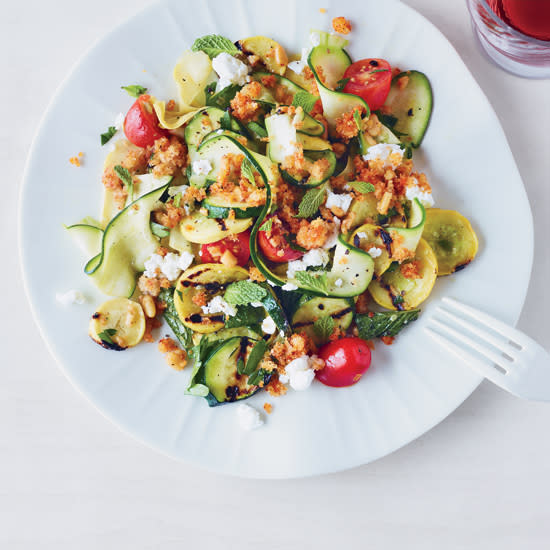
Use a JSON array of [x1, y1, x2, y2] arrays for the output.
[[212, 52, 250, 91], [201, 295, 237, 317], [282, 282, 298, 291], [287, 47, 311, 75], [236, 403, 264, 430], [357, 231, 367, 240], [363, 143, 404, 169], [143, 251, 194, 281], [334, 278, 343, 288], [192, 159, 213, 176], [279, 355, 318, 391], [56, 289, 86, 306], [286, 248, 329, 279], [261, 316, 277, 335], [368, 247, 382, 258], [268, 113, 298, 159], [168, 184, 189, 197], [325, 190, 352, 214], [323, 218, 341, 249], [406, 181, 435, 207]]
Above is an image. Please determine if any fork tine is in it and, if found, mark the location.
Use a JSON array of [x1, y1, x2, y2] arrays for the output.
[[435, 307, 519, 361], [427, 318, 511, 371], [424, 327, 509, 387], [441, 297, 529, 349]]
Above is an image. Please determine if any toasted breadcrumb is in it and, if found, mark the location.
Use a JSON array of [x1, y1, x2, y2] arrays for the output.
[[158, 337, 187, 370], [191, 290, 208, 307], [69, 156, 81, 167], [332, 16, 352, 34], [149, 136, 187, 177], [166, 99, 177, 111], [153, 199, 185, 229], [355, 291, 370, 314], [400, 260, 422, 279], [296, 218, 331, 250], [137, 275, 171, 297], [334, 107, 363, 141], [265, 375, 288, 397], [249, 266, 266, 282], [381, 335, 395, 346], [230, 81, 262, 123], [263, 402, 273, 414]]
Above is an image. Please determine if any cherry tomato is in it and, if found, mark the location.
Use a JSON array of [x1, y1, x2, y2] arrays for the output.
[[342, 59, 392, 112], [316, 337, 372, 387], [200, 230, 251, 267], [257, 215, 304, 263], [123, 94, 168, 147]]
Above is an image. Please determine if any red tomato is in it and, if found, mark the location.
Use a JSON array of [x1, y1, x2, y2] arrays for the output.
[[123, 94, 167, 147], [200, 230, 251, 267], [342, 59, 392, 112], [316, 337, 372, 387], [257, 215, 304, 263]]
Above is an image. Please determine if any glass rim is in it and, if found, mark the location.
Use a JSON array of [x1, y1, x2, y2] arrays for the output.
[[475, 0, 550, 46]]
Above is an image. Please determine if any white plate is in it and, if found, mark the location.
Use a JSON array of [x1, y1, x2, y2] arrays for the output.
[[20, 0, 533, 478]]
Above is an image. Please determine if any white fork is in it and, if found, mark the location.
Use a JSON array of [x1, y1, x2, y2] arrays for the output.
[[424, 297, 550, 401]]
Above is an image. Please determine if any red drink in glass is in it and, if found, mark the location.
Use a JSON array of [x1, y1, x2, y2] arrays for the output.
[[487, 0, 550, 41]]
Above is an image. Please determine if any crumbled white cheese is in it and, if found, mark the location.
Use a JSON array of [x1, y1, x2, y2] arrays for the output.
[[357, 231, 367, 240], [279, 355, 318, 391], [143, 251, 194, 281], [56, 290, 86, 306], [368, 247, 382, 258], [288, 47, 311, 75], [192, 159, 213, 176], [406, 182, 435, 207], [212, 52, 250, 91], [323, 218, 341, 249], [282, 282, 298, 291], [363, 143, 404, 169], [114, 112, 125, 131], [201, 295, 237, 317], [309, 31, 321, 46], [334, 278, 343, 288], [286, 248, 329, 279], [267, 279, 277, 287], [325, 190, 352, 213], [168, 184, 189, 197], [267, 114, 298, 159], [261, 316, 277, 335], [250, 301, 264, 308], [236, 403, 264, 430]]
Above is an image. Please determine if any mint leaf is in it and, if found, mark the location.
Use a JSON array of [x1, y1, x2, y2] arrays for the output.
[[100, 126, 117, 146], [247, 368, 270, 386], [294, 271, 328, 294], [220, 110, 232, 131], [292, 90, 319, 113], [113, 165, 134, 202], [349, 181, 375, 194], [259, 217, 273, 232], [335, 77, 350, 91], [150, 222, 170, 238], [313, 315, 335, 343], [121, 85, 148, 98], [206, 84, 240, 109], [98, 328, 117, 345], [353, 109, 363, 133], [158, 288, 194, 350], [224, 280, 267, 306], [296, 184, 326, 219], [244, 340, 268, 375], [356, 310, 420, 340], [191, 34, 238, 58], [241, 158, 256, 185]]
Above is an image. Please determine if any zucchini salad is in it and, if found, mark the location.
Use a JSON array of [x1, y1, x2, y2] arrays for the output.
[[66, 18, 479, 419]]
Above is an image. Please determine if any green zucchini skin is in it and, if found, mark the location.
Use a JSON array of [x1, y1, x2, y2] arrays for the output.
[[201, 199, 263, 220], [383, 71, 433, 148], [280, 149, 337, 188]]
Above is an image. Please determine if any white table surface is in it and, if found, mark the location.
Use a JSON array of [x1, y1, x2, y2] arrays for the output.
[[3, 0, 550, 548]]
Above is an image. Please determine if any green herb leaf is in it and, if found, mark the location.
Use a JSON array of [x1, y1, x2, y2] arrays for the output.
[[224, 304, 265, 333], [220, 110, 233, 131], [206, 84, 240, 109], [191, 34, 239, 58], [259, 217, 273, 232], [236, 357, 246, 375], [100, 126, 117, 146], [376, 112, 398, 129], [356, 310, 420, 340], [296, 184, 326, 219], [335, 77, 351, 92], [158, 288, 194, 351], [224, 280, 267, 306], [121, 85, 148, 98], [313, 315, 335, 344], [204, 81, 217, 99], [247, 368, 270, 386], [98, 328, 117, 345], [150, 222, 170, 238], [370, 69, 390, 74], [240, 158, 256, 185], [349, 181, 375, 194], [353, 109, 363, 133], [113, 165, 134, 202], [294, 271, 328, 294], [377, 206, 399, 224], [283, 234, 307, 253], [292, 90, 319, 114], [244, 339, 268, 375], [247, 121, 267, 138], [173, 193, 182, 208]]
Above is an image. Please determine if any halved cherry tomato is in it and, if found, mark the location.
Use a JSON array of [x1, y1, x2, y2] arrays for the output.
[[342, 59, 392, 112], [123, 94, 168, 147], [316, 337, 372, 387], [200, 230, 251, 267], [257, 215, 304, 263]]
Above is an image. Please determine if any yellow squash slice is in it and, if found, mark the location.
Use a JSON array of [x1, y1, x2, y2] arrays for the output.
[[369, 238, 438, 310], [422, 209, 478, 275], [237, 36, 288, 75]]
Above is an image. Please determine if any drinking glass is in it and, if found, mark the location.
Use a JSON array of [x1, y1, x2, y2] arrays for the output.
[[466, 0, 550, 78]]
